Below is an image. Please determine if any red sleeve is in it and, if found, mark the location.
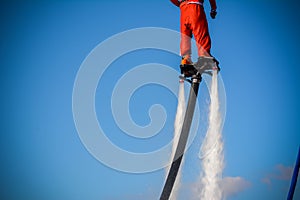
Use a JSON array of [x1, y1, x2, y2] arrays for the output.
[[209, 0, 217, 10], [170, 0, 180, 7]]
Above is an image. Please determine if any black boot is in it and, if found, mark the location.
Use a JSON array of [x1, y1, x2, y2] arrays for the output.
[[194, 56, 220, 75]]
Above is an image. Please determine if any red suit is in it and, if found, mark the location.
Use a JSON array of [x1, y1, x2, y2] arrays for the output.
[[170, 0, 217, 59]]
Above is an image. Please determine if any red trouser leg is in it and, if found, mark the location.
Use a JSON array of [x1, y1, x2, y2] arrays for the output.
[[180, 4, 211, 57], [180, 11, 192, 57]]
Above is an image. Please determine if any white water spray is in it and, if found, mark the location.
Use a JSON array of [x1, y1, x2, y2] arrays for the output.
[[167, 81, 186, 200], [199, 71, 224, 200]]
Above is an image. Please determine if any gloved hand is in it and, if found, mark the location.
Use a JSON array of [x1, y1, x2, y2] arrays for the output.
[[210, 9, 217, 19]]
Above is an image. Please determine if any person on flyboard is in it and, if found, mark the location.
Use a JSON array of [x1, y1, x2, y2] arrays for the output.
[[170, 0, 219, 77]]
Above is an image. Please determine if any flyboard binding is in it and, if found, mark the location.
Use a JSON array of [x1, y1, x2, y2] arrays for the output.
[[179, 56, 220, 83]]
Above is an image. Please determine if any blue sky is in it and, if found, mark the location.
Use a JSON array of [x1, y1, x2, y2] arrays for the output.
[[1, 0, 300, 199]]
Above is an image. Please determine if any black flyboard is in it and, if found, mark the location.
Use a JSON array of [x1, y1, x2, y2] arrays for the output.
[[160, 57, 219, 200], [160, 74, 201, 200]]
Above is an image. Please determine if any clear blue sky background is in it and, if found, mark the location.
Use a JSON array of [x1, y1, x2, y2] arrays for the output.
[[1, 0, 300, 199]]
